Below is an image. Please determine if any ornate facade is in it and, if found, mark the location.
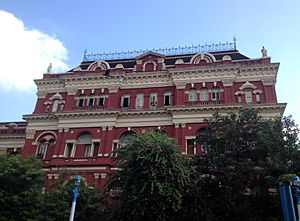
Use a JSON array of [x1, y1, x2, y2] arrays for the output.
[[20, 43, 285, 191], [0, 122, 26, 155]]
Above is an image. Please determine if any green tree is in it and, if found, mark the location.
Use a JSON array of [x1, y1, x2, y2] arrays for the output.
[[0, 155, 45, 221], [190, 109, 300, 221], [41, 171, 104, 221], [106, 131, 196, 221]]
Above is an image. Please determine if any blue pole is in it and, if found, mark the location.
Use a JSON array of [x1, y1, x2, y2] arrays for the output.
[[69, 176, 80, 221], [293, 176, 300, 221], [279, 181, 296, 221]]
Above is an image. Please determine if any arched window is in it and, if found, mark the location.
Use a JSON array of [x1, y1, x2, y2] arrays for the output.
[[37, 141, 48, 159], [37, 134, 55, 159], [188, 89, 197, 102], [112, 131, 136, 157], [136, 93, 144, 109], [199, 89, 209, 101]]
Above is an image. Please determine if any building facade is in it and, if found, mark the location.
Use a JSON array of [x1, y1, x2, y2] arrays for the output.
[[0, 122, 26, 155], [20, 42, 285, 191]]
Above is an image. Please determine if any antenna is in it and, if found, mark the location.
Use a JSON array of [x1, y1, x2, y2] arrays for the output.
[[233, 36, 237, 50]]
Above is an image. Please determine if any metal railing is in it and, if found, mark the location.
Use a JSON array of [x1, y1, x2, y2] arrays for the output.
[[83, 40, 236, 61]]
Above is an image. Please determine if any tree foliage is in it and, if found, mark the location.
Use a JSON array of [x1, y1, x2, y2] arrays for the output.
[[189, 109, 300, 221], [0, 156, 104, 221], [106, 131, 196, 221], [41, 172, 104, 221], [0, 155, 45, 221]]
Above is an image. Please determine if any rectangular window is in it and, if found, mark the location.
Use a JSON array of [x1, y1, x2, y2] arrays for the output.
[[186, 139, 195, 155], [200, 90, 209, 101], [93, 142, 100, 156], [78, 98, 84, 107], [88, 97, 94, 106], [150, 93, 158, 107], [164, 93, 171, 106], [256, 94, 260, 103], [65, 143, 75, 157], [84, 144, 93, 157], [98, 96, 105, 106], [112, 141, 119, 157], [122, 96, 130, 108], [136, 94, 144, 109], [188, 90, 197, 102], [245, 90, 253, 104], [211, 89, 220, 100]]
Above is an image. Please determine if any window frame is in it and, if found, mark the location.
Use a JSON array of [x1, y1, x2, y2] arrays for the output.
[[163, 92, 172, 106]]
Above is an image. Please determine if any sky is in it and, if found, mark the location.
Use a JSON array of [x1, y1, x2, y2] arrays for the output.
[[0, 0, 299, 125]]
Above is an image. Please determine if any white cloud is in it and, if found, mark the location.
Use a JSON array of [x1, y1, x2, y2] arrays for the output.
[[0, 10, 69, 91]]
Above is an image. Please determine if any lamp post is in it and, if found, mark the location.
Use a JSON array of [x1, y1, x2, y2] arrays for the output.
[[69, 176, 80, 221], [293, 176, 300, 221]]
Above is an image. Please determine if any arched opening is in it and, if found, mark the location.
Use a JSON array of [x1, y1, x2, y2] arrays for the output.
[[37, 134, 56, 159]]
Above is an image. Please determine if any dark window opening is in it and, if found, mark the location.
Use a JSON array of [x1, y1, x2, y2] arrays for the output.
[[78, 98, 84, 107], [123, 97, 129, 107], [164, 95, 170, 106], [99, 97, 105, 106]]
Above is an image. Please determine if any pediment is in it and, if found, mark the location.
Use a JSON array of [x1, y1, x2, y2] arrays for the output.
[[49, 92, 63, 100], [135, 51, 165, 60]]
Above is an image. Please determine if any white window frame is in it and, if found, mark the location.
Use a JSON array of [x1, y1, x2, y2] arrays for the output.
[[52, 100, 59, 112], [77, 97, 85, 107], [185, 136, 196, 155], [98, 95, 106, 106], [149, 93, 158, 108], [112, 140, 119, 157], [135, 93, 144, 109], [199, 89, 209, 101], [121, 95, 130, 108], [211, 88, 220, 101], [245, 90, 253, 104], [163, 92, 172, 106], [64, 142, 76, 157], [256, 94, 261, 103], [37, 142, 48, 159], [188, 89, 197, 102], [84, 143, 94, 157]]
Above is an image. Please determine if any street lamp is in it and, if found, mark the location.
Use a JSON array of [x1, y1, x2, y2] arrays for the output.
[[69, 176, 80, 221]]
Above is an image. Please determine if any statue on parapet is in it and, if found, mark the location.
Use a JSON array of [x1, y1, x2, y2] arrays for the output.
[[261, 46, 268, 57], [47, 63, 52, 73]]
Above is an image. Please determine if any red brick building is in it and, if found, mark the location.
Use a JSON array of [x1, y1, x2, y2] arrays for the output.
[[21, 42, 285, 191]]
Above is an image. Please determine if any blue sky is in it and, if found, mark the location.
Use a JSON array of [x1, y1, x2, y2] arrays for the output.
[[0, 0, 299, 125]]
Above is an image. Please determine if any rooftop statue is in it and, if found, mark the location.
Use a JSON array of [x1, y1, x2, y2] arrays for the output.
[[47, 63, 52, 73], [261, 46, 268, 57]]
